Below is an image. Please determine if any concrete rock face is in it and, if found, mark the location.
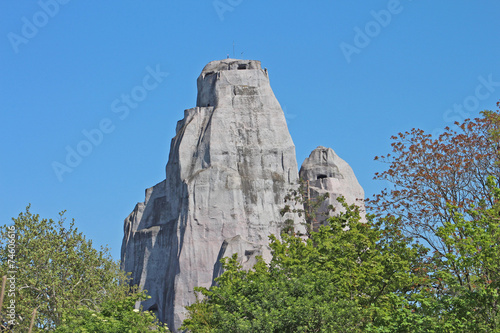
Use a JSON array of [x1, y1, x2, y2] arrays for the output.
[[121, 59, 305, 331], [300, 146, 366, 229]]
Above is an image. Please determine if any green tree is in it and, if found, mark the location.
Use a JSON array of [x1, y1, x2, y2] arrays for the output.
[[0, 206, 167, 332], [370, 102, 500, 255], [55, 291, 169, 332], [369, 101, 500, 331], [182, 201, 426, 332], [412, 177, 500, 332]]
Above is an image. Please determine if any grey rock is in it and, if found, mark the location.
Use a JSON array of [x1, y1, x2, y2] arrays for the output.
[[121, 59, 305, 332], [299, 146, 366, 230], [212, 235, 272, 284]]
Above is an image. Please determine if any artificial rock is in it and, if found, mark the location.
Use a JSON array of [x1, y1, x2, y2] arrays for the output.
[[299, 146, 366, 230], [121, 59, 305, 331]]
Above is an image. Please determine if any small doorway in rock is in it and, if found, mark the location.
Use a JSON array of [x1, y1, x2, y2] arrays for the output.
[[317, 174, 327, 180], [238, 64, 248, 70]]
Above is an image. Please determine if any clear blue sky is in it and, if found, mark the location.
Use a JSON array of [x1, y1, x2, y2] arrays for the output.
[[1, 1, 499, 260]]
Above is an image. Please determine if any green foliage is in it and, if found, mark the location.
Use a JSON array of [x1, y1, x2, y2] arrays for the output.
[[182, 200, 426, 332], [55, 291, 169, 332], [0, 206, 167, 332], [423, 176, 500, 331], [368, 177, 500, 332], [363, 103, 500, 331]]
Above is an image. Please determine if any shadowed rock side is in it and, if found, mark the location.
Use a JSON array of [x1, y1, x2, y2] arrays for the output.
[[300, 146, 366, 230], [121, 59, 305, 331]]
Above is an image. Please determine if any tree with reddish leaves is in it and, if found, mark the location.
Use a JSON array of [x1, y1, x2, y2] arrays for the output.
[[369, 101, 500, 254]]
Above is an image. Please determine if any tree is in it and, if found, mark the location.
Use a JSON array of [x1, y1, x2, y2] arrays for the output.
[[421, 177, 500, 331], [55, 291, 169, 332], [378, 178, 500, 332], [368, 101, 500, 331], [0, 206, 167, 332], [182, 201, 427, 332], [369, 101, 500, 254]]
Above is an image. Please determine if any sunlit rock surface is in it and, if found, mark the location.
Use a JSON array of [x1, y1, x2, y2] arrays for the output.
[[121, 59, 305, 331], [299, 146, 366, 230]]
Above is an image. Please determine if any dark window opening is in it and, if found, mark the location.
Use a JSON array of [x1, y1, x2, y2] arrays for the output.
[[148, 304, 159, 316], [238, 64, 248, 70], [317, 174, 327, 180]]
